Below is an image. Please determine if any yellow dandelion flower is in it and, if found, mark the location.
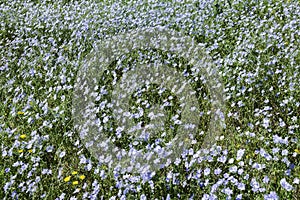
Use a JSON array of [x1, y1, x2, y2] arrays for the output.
[[64, 176, 71, 182], [72, 181, 79, 185], [20, 134, 26, 139], [18, 149, 24, 153], [71, 171, 78, 175], [28, 149, 33, 153], [295, 149, 300, 154], [79, 175, 85, 180], [17, 111, 24, 115]]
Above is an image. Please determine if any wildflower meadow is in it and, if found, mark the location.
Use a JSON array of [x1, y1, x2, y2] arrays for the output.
[[0, 0, 299, 199]]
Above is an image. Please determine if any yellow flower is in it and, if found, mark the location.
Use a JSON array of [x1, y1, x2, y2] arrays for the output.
[[17, 111, 24, 115], [79, 175, 85, 180], [72, 181, 79, 185], [295, 149, 300, 154], [28, 149, 33, 153], [64, 176, 71, 182], [71, 171, 78, 175], [20, 134, 27, 139], [18, 149, 24, 153]]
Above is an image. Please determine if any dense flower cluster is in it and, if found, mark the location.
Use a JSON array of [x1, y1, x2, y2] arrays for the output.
[[0, 0, 299, 199]]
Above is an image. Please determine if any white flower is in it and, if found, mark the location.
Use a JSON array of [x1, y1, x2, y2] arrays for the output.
[[236, 149, 245, 160], [293, 178, 299, 184], [280, 178, 293, 191], [59, 151, 66, 158]]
